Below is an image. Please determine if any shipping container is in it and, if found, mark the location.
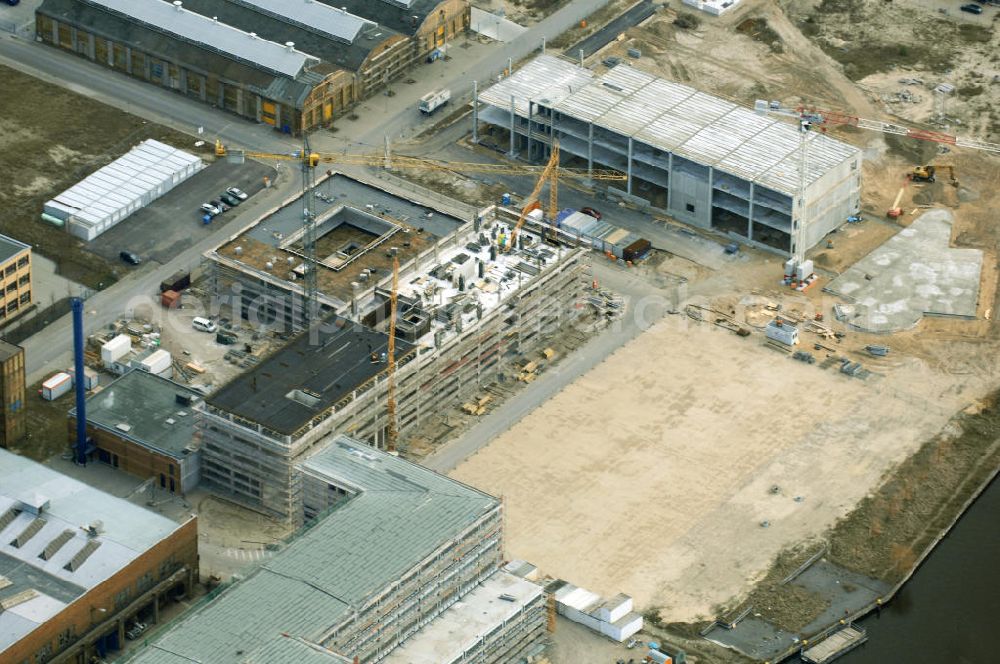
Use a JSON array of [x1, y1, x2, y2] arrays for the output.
[[160, 270, 191, 293], [40, 372, 72, 401], [161, 290, 181, 309], [66, 366, 99, 391], [101, 334, 132, 366], [140, 349, 172, 376]]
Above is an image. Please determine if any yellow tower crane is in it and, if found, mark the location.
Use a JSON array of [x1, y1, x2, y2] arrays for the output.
[[386, 255, 400, 454], [214, 140, 625, 182], [507, 140, 561, 252]]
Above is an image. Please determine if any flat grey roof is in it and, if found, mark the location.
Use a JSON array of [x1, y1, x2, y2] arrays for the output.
[[127, 436, 498, 664], [0, 449, 185, 651], [82, 0, 319, 78], [233, 0, 373, 44], [207, 316, 412, 437], [384, 571, 542, 664], [75, 370, 201, 459], [0, 234, 29, 263], [480, 55, 860, 196]]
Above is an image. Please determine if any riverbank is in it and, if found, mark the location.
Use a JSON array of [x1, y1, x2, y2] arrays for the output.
[[649, 389, 1000, 662]]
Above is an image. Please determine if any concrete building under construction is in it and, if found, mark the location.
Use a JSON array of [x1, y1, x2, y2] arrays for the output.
[[199, 177, 586, 521], [475, 54, 863, 254], [126, 436, 546, 664]]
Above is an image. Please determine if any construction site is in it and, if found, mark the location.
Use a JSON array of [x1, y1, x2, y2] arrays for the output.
[[3, 0, 1000, 663], [196, 166, 591, 522]]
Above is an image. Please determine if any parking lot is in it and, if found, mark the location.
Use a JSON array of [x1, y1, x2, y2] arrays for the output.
[[87, 159, 274, 266]]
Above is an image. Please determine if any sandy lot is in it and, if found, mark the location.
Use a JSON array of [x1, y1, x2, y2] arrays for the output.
[[450, 311, 982, 622]]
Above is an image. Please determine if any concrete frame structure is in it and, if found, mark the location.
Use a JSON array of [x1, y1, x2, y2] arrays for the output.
[[0, 235, 33, 328], [476, 55, 862, 254], [125, 436, 545, 664], [0, 449, 198, 664], [201, 194, 585, 523]]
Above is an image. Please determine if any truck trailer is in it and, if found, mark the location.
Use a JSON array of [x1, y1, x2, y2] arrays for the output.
[[419, 89, 451, 115]]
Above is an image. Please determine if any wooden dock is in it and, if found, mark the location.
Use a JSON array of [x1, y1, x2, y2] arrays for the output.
[[801, 626, 867, 663]]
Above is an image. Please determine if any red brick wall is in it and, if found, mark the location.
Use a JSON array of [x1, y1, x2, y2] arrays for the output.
[[2, 517, 198, 664]]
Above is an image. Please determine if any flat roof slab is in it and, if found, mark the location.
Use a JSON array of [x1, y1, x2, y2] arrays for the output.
[[824, 210, 982, 333]]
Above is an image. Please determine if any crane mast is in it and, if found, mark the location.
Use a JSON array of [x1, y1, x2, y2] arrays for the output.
[[386, 255, 399, 453]]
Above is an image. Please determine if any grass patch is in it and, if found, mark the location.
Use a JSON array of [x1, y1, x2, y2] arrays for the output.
[[0, 64, 204, 290], [9, 378, 73, 462]]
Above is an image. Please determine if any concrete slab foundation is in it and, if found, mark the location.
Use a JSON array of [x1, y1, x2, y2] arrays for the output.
[[825, 209, 982, 333]]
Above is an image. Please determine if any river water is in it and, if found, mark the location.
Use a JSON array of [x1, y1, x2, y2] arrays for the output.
[[838, 475, 999, 664]]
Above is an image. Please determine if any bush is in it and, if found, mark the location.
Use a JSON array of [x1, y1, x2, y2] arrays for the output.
[[674, 12, 701, 30]]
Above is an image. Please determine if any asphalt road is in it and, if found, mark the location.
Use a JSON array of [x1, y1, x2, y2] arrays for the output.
[[0, 0, 614, 382], [566, 0, 656, 59], [86, 160, 274, 265]]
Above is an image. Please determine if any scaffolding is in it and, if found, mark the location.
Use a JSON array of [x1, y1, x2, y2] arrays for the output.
[[199, 215, 586, 523]]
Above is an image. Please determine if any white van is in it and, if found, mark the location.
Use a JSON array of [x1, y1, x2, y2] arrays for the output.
[[192, 317, 217, 333]]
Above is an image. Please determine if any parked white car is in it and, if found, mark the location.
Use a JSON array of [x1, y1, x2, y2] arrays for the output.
[[192, 316, 217, 333], [226, 186, 248, 200]]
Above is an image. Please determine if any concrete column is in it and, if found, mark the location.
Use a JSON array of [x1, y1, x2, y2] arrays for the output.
[[707, 166, 715, 228], [117, 619, 125, 645], [275, 103, 283, 131], [199, 75, 206, 101], [153, 595, 160, 624], [526, 99, 533, 161], [508, 94, 516, 157], [70, 27, 78, 52], [626, 137, 633, 196], [587, 123, 593, 179], [748, 182, 755, 240], [236, 88, 244, 116], [51, 20, 57, 45], [87, 33, 95, 60], [472, 80, 478, 143], [218, 81, 225, 108], [179, 69, 188, 94], [124, 46, 131, 74], [666, 152, 674, 211], [256, 95, 264, 121]]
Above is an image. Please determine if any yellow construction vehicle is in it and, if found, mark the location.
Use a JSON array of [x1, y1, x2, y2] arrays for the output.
[[909, 164, 958, 186]]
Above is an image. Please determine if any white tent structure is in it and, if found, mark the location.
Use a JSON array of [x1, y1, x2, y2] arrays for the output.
[[43, 139, 203, 241]]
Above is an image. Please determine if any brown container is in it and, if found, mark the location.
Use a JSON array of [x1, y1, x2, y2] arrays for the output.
[[161, 290, 181, 309]]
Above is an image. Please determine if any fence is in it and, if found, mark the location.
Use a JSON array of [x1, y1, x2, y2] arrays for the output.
[[0, 18, 34, 37]]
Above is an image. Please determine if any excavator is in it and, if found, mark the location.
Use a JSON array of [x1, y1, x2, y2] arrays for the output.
[[909, 164, 958, 186]]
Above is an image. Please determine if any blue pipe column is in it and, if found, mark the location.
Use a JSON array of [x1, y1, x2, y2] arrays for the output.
[[72, 297, 87, 465]]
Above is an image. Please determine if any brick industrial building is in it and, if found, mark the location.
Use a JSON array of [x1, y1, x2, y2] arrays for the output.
[[0, 449, 198, 664], [0, 342, 26, 448], [71, 370, 203, 494], [0, 234, 33, 328], [126, 436, 545, 664], [36, 0, 470, 133]]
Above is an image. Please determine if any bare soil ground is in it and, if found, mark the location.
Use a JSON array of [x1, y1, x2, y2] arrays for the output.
[[0, 64, 210, 289], [475, 0, 574, 28], [446, 0, 1000, 651], [450, 298, 990, 621]]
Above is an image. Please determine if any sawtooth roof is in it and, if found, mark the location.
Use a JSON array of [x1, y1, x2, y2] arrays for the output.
[[126, 436, 498, 664]]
